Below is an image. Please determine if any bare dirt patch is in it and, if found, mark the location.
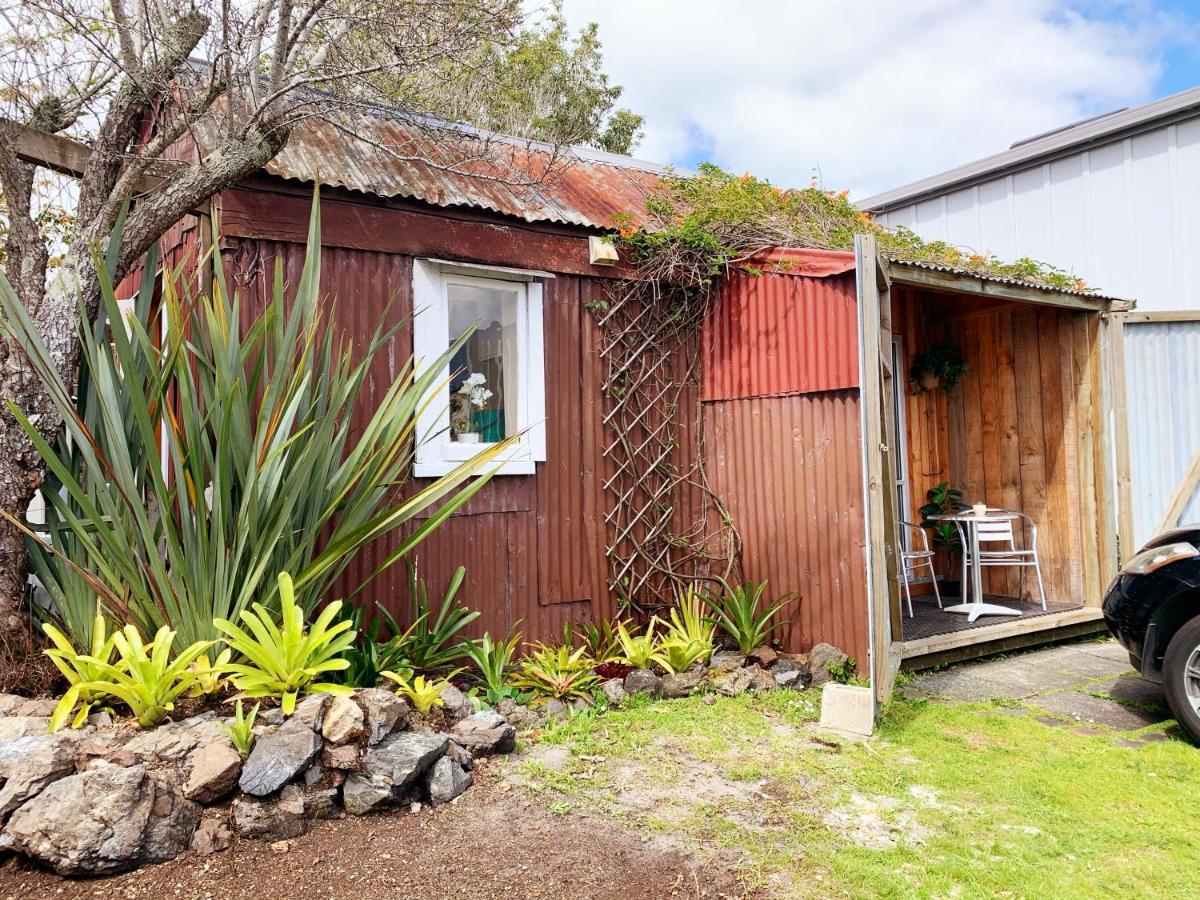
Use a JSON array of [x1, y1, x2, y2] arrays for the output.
[[0, 774, 751, 900]]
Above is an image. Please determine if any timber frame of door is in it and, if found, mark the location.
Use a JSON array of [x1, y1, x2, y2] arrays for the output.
[[855, 235, 903, 717]]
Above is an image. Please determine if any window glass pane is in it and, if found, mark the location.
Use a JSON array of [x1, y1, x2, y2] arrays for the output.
[[447, 281, 519, 442]]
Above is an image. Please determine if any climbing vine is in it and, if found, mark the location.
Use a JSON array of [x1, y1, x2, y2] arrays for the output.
[[593, 164, 1094, 615]]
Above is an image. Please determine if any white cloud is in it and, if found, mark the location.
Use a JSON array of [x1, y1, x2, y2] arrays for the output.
[[553, 0, 1187, 198]]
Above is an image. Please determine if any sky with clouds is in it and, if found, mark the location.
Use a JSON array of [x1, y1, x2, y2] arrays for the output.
[[550, 0, 1200, 199]]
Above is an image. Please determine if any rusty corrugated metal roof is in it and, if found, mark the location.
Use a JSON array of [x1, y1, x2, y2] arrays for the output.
[[884, 255, 1131, 303], [203, 102, 666, 231]]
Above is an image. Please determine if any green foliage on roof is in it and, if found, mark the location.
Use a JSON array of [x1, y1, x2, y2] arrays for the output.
[[616, 164, 1093, 294]]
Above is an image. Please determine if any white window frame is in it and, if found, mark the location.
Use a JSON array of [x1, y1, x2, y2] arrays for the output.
[[412, 259, 546, 477]]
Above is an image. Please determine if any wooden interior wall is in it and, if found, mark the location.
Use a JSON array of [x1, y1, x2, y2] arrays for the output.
[[892, 286, 1104, 607]]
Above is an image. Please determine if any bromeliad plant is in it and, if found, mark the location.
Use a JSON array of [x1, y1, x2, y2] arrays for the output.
[[52, 626, 215, 730], [215, 572, 357, 715], [381, 670, 458, 715], [464, 629, 523, 704], [187, 649, 232, 697], [660, 586, 717, 672], [614, 619, 673, 672], [222, 700, 260, 758], [337, 605, 418, 689], [0, 190, 514, 650], [705, 580, 798, 654], [575, 618, 622, 664], [513, 643, 600, 704], [42, 604, 118, 730]]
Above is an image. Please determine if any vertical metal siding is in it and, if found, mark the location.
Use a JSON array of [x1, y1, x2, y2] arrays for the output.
[[221, 234, 612, 645], [878, 116, 1200, 313], [705, 391, 868, 663], [703, 269, 860, 400], [1124, 320, 1200, 546]]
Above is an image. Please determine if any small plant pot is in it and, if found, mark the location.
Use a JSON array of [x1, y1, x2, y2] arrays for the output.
[[918, 371, 942, 391], [454, 432, 481, 444]]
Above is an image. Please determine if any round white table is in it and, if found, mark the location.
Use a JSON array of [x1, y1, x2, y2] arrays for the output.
[[928, 510, 1023, 622]]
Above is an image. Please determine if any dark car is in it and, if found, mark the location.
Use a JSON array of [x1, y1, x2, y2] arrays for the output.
[[1103, 525, 1200, 741]]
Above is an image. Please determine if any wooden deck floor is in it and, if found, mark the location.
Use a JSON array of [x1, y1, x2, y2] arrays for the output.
[[901, 594, 1083, 642]]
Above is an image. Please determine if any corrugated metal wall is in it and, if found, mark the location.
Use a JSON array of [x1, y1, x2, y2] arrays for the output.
[[703, 264, 859, 400], [703, 269, 869, 663], [1124, 320, 1200, 547], [221, 236, 612, 645], [216, 194, 871, 661], [876, 117, 1200, 314]]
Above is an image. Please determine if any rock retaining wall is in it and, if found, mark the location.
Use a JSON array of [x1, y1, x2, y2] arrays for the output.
[[0, 689, 515, 877]]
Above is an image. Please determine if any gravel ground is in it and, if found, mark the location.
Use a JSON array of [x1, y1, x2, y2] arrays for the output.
[[0, 773, 750, 900]]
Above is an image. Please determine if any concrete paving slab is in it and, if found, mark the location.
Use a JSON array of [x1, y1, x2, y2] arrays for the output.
[[1074, 640, 1131, 663], [1086, 675, 1169, 713], [962, 656, 1092, 693], [907, 669, 1033, 702], [1021, 646, 1134, 679], [1030, 691, 1167, 731]]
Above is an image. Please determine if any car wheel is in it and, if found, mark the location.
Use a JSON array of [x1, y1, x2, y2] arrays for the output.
[[1162, 615, 1200, 743]]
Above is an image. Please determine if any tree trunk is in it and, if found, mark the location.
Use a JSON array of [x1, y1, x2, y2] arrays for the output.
[[0, 257, 91, 624]]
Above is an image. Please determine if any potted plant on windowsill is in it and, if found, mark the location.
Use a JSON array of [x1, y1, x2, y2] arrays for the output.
[[451, 372, 493, 444], [909, 342, 967, 394]]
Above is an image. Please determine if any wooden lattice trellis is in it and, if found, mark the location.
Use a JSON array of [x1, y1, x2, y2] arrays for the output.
[[592, 277, 742, 615]]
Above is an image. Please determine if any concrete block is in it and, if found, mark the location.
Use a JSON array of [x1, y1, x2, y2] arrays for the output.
[[818, 683, 875, 737]]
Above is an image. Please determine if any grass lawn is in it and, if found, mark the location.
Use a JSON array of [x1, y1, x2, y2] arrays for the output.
[[508, 685, 1199, 899]]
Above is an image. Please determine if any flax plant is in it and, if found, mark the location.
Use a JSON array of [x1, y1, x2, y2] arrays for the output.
[[1, 192, 514, 648]]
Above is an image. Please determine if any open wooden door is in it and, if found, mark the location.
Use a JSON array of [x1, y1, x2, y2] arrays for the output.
[[855, 235, 903, 717]]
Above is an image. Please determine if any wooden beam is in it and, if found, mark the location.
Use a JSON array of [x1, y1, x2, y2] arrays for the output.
[[1154, 447, 1200, 537], [887, 262, 1125, 314], [1115, 310, 1200, 324], [900, 607, 1107, 666], [0, 116, 180, 195], [1107, 315, 1134, 562]]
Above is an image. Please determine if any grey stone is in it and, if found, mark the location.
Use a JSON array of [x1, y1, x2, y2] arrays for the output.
[[808, 643, 850, 686], [0, 695, 24, 714], [342, 773, 397, 815], [238, 717, 321, 796], [356, 688, 409, 745], [0, 733, 78, 820], [451, 712, 516, 755], [292, 694, 330, 731], [190, 811, 233, 855], [707, 651, 748, 673], [446, 740, 474, 772], [360, 731, 449, 789], [745, 666, 778, 692], [0, 717, 52, 741], [232, 785, 308, 840], [500, 703, 538, 731], [437, 684, 475, 722], [321, 743, 361, 770], [600, 679, 626, 705], [540, 698, 568, 721], [623, 668, 660, 695], [748, 646, 778, 667], [183, 741, 242, 804], [260, 708, 286, 727], [426, 757, 472, 805], [774, 668, 812, 690], [5, 764, 200, 877], [709, 666, 760, 696], [320, 694, 365, 745], [123, 714, 225, 763], [14, 699, 58, 717], [660, 667, 705, 698], [301, 786, 340, 819]]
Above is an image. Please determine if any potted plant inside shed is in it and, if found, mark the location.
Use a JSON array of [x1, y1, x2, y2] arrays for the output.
[[919, 481, 966, 594], [909, 342, 967, 394], [451, 372, 493, 443]]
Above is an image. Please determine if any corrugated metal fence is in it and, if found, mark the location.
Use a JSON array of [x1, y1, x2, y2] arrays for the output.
[[1124, 319, 1200, 547]]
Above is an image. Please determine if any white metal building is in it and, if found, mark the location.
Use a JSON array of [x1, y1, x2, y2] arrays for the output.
[[861, 86, 1200, 555]]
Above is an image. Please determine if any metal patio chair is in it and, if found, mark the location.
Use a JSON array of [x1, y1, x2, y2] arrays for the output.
[[899, 520, 942, 618], [961, 510, 1047, 609]]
